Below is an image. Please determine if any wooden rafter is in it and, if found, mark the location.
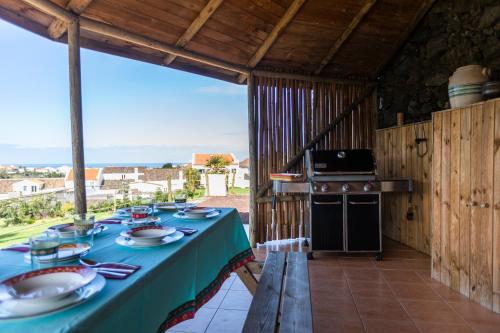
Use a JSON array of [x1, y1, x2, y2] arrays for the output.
[[237, 0, 306, 83], [314, 0, 377, 75], [163, 0, 224, 65], [47, 0, 93, 39], [374, 0, 436, 75]]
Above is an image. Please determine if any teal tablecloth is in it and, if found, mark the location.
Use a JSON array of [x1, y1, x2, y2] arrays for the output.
[[0, 208, 253, 333]]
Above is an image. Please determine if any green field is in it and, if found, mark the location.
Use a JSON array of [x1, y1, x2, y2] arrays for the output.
[[0, 212, 112, 248]]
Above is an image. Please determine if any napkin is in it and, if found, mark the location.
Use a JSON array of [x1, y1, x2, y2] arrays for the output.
[[175, 227, 198, 236], [97, 218, 123, 225], [97, 263, 141, 280], [2, 244, 30, 252]]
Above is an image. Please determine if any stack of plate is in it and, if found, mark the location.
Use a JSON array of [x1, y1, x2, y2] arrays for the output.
[[0, 266, 105, 319], [24, 242, 92, 264], [174, 207, 220, 219], [116, 226, 184, 248]]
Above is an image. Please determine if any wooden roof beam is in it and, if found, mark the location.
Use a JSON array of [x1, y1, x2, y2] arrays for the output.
[[47, 0, 93, 39], [314, 0, 377, 75], [237, 0, 307, 83], [164, 0, 223, 65]]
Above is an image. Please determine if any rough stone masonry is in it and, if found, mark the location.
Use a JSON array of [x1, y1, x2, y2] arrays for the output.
[[377, 0, 500, 128]]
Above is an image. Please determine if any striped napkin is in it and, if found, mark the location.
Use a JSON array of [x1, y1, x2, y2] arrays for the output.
[[97, 263, 141, 280]]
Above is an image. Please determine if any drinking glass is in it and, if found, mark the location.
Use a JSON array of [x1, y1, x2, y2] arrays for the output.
[[131, 206, 150, 219], [174, 194, 187, 213], [29, 232, 60, 270], [73, 214, 95, 247]]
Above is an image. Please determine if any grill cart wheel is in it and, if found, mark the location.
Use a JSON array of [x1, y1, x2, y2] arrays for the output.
[[375, 252, 383, 261]]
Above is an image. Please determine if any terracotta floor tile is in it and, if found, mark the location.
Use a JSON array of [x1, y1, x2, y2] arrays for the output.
[[373, 258, 411, 270], [427, 282, 470, 302], [349, 279, 394, 298], [312, 293, 358, 315], [382, 270, 423, 283], [447, 301, 500, 332], [309, 265, 346, 280], [401, 299, 466, 323], [344, 268, 384, 282], [414, 321, 475, 333], [355, 296, 411, 320], [362, 318, 419, 333], [314, 313, 364, 333], [414, 269, 433, 283], [389, 282, 441, 300], [310, 278, 352, 297], [338, 257, 376, 268], [403, 258, 431, 270]]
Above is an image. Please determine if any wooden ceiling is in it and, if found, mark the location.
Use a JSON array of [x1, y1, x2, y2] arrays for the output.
[[0, 0, 434, 83]]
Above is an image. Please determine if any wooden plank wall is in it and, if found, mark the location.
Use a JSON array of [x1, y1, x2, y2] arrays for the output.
[[432, 98, 500, 314], [375, 121, 433, 255], [253, 76, 376, 244]]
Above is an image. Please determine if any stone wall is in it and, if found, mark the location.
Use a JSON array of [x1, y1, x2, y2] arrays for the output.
[[378, 0, 500, 128]]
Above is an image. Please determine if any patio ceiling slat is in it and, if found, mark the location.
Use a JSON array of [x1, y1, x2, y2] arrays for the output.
[[47, 0, 93, 39]]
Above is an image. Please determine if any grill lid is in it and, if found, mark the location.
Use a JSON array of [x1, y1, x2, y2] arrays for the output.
[[307, 149, 375, 175]]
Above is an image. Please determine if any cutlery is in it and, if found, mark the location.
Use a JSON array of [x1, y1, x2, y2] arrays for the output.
[[79, 258, 139, 270]]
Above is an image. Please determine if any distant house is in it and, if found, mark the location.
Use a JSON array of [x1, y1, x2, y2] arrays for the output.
[[102, 166, 145, 181], [192, 153, 238, 187], [65, 168, 103, 191], [129, 169, 184, 194], [236, 158, 250, 188], [12, 179, 44, 195]]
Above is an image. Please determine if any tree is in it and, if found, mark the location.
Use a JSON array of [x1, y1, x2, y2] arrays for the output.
[[161, 163, 173, 169], [183, 167, 200, 198], [205, 155, 229, 174]]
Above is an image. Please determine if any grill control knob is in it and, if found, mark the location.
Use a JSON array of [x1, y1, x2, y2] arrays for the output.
[[320, 184, 329, 193], [341, 184, 350, 192], [363, 183, 373, 192]]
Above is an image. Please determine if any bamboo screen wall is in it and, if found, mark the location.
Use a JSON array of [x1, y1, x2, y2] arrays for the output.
[[251, 76, 377, 244]]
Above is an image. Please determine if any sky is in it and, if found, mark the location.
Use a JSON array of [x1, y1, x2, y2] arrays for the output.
[[0, 19, 248, 165]]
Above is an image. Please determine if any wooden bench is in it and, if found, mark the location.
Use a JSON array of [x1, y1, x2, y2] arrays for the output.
[[242, 251, 313, 333]]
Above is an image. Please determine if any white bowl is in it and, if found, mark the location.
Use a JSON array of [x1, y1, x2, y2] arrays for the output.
[[184, 207, 216, 218], [1, 266, 97, 304], [123, 226, 173, 244]]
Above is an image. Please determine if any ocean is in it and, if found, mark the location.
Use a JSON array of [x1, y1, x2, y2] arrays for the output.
[[14, 162, 186, 169]]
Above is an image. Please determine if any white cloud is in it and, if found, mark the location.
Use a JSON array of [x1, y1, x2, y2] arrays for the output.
[[196, 84, 246, 96]]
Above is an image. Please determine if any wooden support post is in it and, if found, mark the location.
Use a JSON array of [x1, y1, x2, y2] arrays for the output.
[[248, 73, 258, 247], [68, 18, 87, 214], [235, 264, 258, 296]]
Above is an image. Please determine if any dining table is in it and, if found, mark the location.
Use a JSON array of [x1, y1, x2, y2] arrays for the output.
[[0, 208, 253, 333]]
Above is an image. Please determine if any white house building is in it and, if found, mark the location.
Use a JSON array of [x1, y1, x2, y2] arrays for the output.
[[191, 153, 249, 189], [12, 179, 44, 195], [65, 168, 103, 192], [102, 167, 145, 182]]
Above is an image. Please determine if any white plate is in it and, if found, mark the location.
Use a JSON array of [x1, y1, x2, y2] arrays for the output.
[[120, 226, 176, 245], [24, 243, 91, 263], [0, 275, 105, 319], [115, 231, 184, 248], [173, 210, 220, 220], [0, 266, 96, 303]]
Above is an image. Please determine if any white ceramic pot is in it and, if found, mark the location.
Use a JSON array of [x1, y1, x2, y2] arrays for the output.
[[448, 65, 490, 108]]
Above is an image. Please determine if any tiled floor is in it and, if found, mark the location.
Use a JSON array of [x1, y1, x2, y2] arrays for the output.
[[168, 238, 500, 333], [166, 273, 252, 333]]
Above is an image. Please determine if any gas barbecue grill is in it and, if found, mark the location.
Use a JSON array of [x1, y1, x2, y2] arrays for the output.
[[273, 149, 412, 260]]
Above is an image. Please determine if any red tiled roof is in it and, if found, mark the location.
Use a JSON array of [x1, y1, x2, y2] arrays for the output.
[[193, 153, 235, 166], [66, 168, 100, 181]]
